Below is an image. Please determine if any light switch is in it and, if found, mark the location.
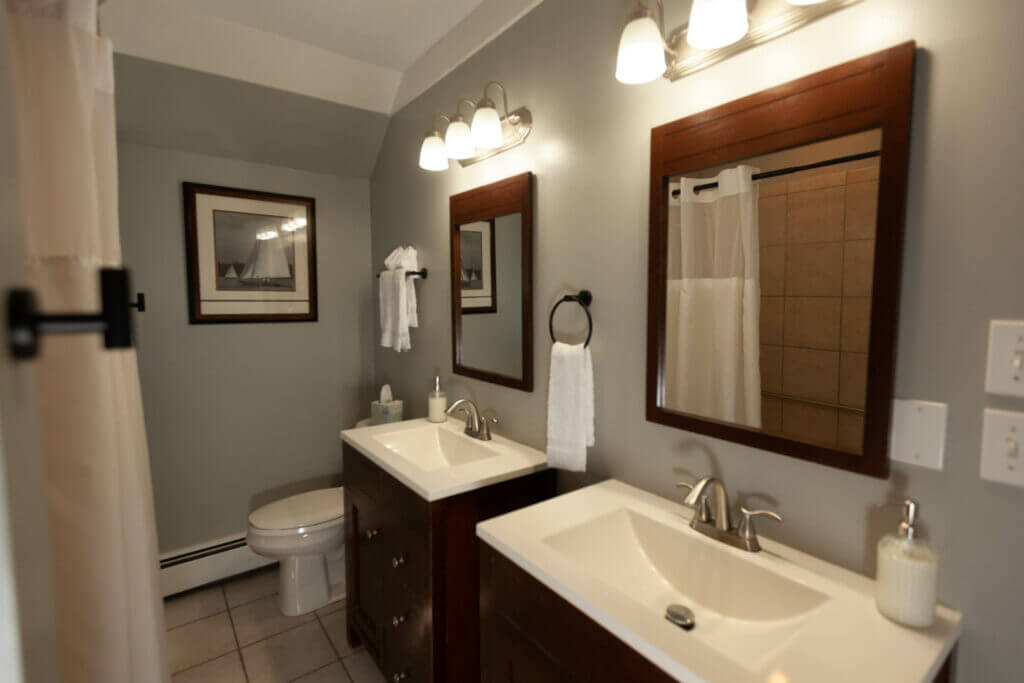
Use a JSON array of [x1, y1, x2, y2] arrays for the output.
[[985, 320, 1024, 397], [889, 399, 948, 470], [980, 408, 1024, 487]]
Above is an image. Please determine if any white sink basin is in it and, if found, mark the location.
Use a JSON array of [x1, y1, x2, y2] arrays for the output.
[[544, 508, 828, 670], [477, 480, 962, 683], [372, 422, 500, 471], [340, 418, 548, 502]]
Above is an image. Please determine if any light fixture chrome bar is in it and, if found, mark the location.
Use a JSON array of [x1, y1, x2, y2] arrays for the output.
[[457, 107, 532, 168], [664, 0, 864, 81]]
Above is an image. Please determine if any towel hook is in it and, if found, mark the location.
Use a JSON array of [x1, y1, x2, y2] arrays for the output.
[[549, 290, 593, 348]]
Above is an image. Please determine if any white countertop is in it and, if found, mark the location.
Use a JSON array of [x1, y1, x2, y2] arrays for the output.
[[477, 480, 962, 683], [340, 418, 549, 502]]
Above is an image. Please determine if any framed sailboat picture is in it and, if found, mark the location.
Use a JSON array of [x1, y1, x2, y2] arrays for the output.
[[183, 183, 318, 323]]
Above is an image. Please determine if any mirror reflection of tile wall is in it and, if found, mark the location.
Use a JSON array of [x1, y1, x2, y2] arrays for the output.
[[758, 162, 879, 452]]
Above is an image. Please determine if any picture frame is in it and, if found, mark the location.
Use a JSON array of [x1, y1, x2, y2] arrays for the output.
[[459, 218, 497, 314], [183, 183, 318, 323]]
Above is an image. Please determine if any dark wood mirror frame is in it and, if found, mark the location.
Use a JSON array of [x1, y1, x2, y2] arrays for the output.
[[646, 42, 917, 479], [450, 172, 534, 391]]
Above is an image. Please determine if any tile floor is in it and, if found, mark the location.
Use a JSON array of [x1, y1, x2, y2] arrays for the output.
[[165, 565, 384, 683]]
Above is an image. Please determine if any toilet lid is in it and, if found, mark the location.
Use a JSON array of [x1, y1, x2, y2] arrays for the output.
[[248, 487, 345, 531]]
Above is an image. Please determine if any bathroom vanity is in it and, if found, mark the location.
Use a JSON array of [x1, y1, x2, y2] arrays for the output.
[[478, 481, 961, 683], [340, 418, 554, 682]]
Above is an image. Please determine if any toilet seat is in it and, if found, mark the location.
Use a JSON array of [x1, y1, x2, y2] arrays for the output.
[[248, 487, 345, 531]]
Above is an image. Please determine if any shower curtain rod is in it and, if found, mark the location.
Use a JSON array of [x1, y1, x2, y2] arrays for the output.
[[671, 150, 881, 197]]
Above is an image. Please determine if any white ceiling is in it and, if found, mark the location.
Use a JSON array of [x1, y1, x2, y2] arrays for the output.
[[100, 0, 544, 114]]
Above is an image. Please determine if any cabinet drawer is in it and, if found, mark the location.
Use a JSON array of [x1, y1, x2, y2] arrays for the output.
[[385, 583, 432, 683]]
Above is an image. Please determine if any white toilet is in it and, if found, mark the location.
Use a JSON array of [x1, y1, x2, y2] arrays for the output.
[[246, 487, 346, 616]]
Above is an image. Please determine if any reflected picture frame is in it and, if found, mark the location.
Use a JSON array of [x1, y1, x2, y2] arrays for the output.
[[459, 218, 497, 313]]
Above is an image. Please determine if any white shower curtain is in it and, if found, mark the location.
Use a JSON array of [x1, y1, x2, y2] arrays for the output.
[[665, 166, 762, 428], [5, 1, 169, 681]]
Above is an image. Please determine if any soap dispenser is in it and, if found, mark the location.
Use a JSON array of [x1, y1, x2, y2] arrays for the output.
[[875, 499, 938, 628], [428, 375, 447, 423]]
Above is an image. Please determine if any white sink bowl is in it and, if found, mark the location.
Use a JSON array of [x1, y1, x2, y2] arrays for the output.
[[544, 508, 828, 670], [340, 418, 548, 502], [372, 422, 500, 471], [477, 480, 962, 683]]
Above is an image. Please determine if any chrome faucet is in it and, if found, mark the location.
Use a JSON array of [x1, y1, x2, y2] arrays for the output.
[[676, 476, 782, 552], [445, 399, 499, 441]]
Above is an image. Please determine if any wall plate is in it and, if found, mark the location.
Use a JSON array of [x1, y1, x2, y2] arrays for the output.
[[889, 399, 948, 470], [985, 320, 1024, 397], [980, 408, 1024, 487]]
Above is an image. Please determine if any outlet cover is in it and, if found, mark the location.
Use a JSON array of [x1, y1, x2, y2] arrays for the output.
[[889, 399, 948, 470]]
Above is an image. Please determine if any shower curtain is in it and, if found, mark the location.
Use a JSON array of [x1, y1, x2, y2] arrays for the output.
[[665, 166, 762, 428], [5, 1, 169, 681]]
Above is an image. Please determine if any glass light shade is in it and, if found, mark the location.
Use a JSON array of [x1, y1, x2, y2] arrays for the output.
[[686, 0, 749, 50], [785, 0, 828, 4], [444, 119, 475, 160], [471, 105, 503, 150], [256, 229, 279, 241], [418, 134, 449, 171], [615, 14, 666, 84]]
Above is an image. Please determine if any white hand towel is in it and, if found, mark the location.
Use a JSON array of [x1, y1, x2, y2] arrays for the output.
[[379, 269, 410, 351], [399, 246, 420, 328], [546, 342, 595, 471]]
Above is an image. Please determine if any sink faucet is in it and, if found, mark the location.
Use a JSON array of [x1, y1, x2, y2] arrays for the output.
[[445, 399, 499, 441], [676, 476, 782, 552]]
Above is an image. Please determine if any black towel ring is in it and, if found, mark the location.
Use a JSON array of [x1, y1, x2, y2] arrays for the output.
[[549, 290, 593, 347]]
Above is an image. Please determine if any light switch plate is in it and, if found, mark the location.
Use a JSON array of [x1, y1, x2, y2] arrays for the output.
[[889, 399, 948, 470], [980, 408, 1024, 487], [985, 320, 1024, 397]]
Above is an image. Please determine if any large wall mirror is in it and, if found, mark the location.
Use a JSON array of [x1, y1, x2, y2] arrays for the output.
[[646, 43, 917, 478], [450, 172, 533, 391]]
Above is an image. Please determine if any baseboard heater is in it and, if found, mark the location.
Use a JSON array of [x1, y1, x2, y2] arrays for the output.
[[158, 532, 275, 598]]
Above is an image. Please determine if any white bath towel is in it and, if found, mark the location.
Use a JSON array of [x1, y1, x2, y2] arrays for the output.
[[379, 269, 409, 351], [546, 342, 595, 471]]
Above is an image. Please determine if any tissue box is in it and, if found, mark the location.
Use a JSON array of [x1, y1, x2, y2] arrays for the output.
[[371, 400, 404, 425]]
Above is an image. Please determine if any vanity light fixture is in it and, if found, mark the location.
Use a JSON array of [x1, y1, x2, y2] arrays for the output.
[[686, 0, 749, 50], [418, 81, 533, 171], [255, 229, 279, 241], [614, 0, 862, 84], [281, 217, 306, 232], [615, 6, 667, 84], [444, 100, 476, 160]]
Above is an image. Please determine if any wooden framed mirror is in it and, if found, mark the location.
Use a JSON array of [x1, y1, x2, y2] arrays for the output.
[[450, 172, 534, 391], [646, 43, 917, 478]]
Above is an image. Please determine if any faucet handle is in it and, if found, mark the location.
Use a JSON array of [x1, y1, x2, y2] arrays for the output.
[[480, 414, 499, 440], [676, 481, 694, 493], [676, 481, 711, 523], [738, 506, 782, 542]]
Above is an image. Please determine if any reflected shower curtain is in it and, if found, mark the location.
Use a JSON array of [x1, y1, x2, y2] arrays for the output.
[[5, 1, 169, 681], [665, 166, 761, 428]]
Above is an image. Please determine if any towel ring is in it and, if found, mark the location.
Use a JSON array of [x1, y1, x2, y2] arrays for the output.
[[549, 290, 593, 348]]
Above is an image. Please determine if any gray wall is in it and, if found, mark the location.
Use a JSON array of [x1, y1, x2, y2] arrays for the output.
[[369, 0, 1024, 680], [119, 143, 376, 552], [461, 212, 524, 378]]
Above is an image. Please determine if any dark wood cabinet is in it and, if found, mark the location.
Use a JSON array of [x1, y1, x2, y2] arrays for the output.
[[480, 543, 957, 683], [344, 443, 556, 682]]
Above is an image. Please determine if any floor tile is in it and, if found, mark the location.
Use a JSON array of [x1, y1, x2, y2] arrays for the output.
[[164, 584, 227, 630], [171, 651, 246, 683], [316, 596, 346, 618], [231, 594, 316, 646], [241, 621, 337, 683], [167, 612, 237, 674], [320, 608, 359, 658], [224, 565, 279, 607], [293, 661, 353, 682], [341, 650, 386, 683]]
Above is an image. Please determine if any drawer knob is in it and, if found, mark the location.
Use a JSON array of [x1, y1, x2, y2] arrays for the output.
[[391, 555, 405, 568], [392, 614, 406, 628], [392, 674, 407, 682], [364, 528, 379, 540]]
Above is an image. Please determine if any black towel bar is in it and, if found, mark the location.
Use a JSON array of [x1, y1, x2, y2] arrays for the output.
[[549, 290, 593, 348], [376, 268, 428, 279]]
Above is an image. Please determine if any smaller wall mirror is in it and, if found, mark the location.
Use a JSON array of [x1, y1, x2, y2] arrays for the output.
[[450, 172, 533, 391]]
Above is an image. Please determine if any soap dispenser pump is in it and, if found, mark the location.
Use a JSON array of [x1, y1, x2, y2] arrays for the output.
[[428, 375, 447, 423], [875, 499, 938, 628]]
